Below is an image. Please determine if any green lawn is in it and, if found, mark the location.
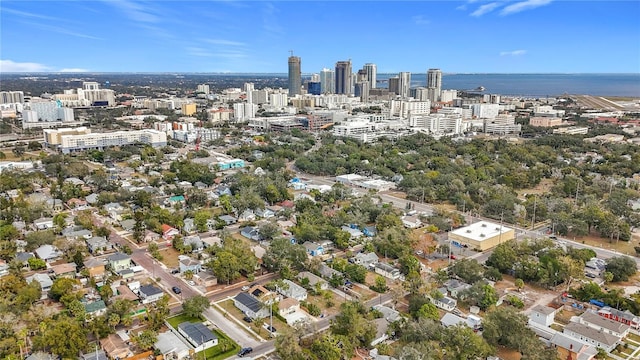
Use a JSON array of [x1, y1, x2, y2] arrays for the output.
[[167, 314, 203, 329]]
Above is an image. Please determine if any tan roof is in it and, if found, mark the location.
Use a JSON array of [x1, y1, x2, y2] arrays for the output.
[[100, 334, 129, 359], [114, 285, 139, 301], [51, 263, 77, 275], [278, 297, 299, 310]]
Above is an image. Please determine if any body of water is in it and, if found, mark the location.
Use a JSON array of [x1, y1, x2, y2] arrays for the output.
[[376, 73, 640, 98]]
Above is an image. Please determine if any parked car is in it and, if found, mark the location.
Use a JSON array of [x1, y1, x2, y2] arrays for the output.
[[241, 285, 250, 291], [263, 324, 277, 333], [172, 286, 181, 294], [238, 347, 253, 357], [449, 255, 457, 260], [188, 280, 195, 286], [242, 316, 253, 323], [170, 268, 179, 274]]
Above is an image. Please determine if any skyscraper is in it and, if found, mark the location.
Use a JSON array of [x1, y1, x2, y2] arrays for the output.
[[427, 68, 442, 102], [388, 77, 399, 96], [335, 60, 352, 95], [320, 68, 335, 94], [363, 63, 377, 89], [398, 72, 411, 98], [355, 81, 370, 102], [288, 55, 302, 96]]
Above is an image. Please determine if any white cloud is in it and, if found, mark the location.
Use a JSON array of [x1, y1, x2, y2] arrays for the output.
[[471, 2, 501, 17], [0, 59, 50, 72], [412, 15, 430, 25], [107, 0, 160, 23], [58, 68, 89, 73], [500, 50, 527, 56], [203, 39, 246, 47], [1, 7, 61, 21], [500, 0, 553, 15]]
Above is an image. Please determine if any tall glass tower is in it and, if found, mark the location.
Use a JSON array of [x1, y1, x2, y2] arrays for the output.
[[288, 55, 302, 96], [427, 68, 442, 101], [363, 63, 377, 89], [335, 60, 353, 95]]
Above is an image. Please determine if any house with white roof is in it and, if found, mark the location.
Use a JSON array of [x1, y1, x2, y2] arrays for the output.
[[448, 220, 515, 251], [276, 279, 308, 301]]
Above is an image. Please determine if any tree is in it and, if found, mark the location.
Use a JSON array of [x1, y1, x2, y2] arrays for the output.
[[182, 295, 210, 318], [208, 250, 243, 284], [27, 257, 47, 270], [605, 256, 638, 282], [309, 334, 344, 360], [108, 313, 121, 329], [370, 275, 388, 293], [450, 258, 484, 284], [416, 302, 439, 320], [35, 315, 87, 358], [274, 331, 307, 360], [603, 271, 614, 284], [49, 277, 79, 302], [461, 281, 498, 310], [442, 325, 494, 360], [330, 301, 377, 350], [262, 237, 308, 272], [514, 278, 524, 291], [132, 329, 158, 351]]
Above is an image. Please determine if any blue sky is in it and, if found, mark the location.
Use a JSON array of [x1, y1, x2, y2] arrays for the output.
[[1, 1, 639, 73]]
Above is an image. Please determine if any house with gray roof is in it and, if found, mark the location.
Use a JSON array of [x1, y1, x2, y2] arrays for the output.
[[183, 235, 204, 252], [119, 219, 136, 232], [441, 312, 468, 328], [80, 350, 108, 360], [563, 322, 620, 352], [62, 227, 92, 240], [297, 271, 328, 291], [317, 263, 342, 280], [240, 226, 262, 241], [353, 252, 379, 268], [138, 285, 164, 304], [432, 296, 457, 311], [154, 331, 191, 360], [233, 292, 269, 319], [374, 262, 401, 280], [529, 305, 557, 327], [35, 244, 62, 263], [218, 215, 237, 226], [183, 218, 195, 234], [444, 279, 472, 298], [577, 311, 630, 338], [27, 273, 53, 299], [86, 236, 112, 254], [179, 256, 202, 274], [33, 217, 54, 230], [549, 332, 597, 360], [177, 322, 218, 352], [276, 279, 308, 301], [107, 252, 131, 273]]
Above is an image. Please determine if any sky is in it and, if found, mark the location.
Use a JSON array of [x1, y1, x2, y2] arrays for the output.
[[1, 0, 639, 73]]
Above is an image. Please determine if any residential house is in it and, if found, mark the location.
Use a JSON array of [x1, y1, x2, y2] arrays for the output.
[[144, 230, 161, 243], [303, 241, 324, 257], [402, 215, 422, 229], [113, 284, 139, 302], [85, 193, 99, 205], [297, 271, 329, 291], [86, 236, 112, 254], [341, 225, 364, 239], [194, 181, 208, 189], [234, 292, 269, 319], [161, 224, 180, 240], [67, 198, 88, 209], [374, 262, 401, 280], [444, 279, 471, 299], [179, 255, 202, 274], [238, 209, 256, 222], [194, 270, 218, 287], [529, 305, 557, 327], [33, 217, 54, 230], [363, 226, 377, 237], [353, 252, 379, 268], [371, 318, 392, 347], [255, 208, 275, 219], [240, 226, 262, 241], [35, 244, 62, 263], [289, 178, 306, 190], [577, 311, 630, 338], [25, 352, 56, 360], [46, 198, 64, 211], [215, 185, 232, 196], [249, 284, 279, 305], [432, 296, 457, 312], [278, 297, 300, 316], [119, 219, 136, 232], [598, 306, 640, 330], [100, 333, 132, 360], [27, 273, 53, 299], [84, 299, 107, 318], [317, 263, 342, 280], [563, 322, 620, 353], [167, 195, 186, 207], [549, 332, 598, 360], [107, 252, 132, 273], [138, 284, 164, 304], [373, 305, 402, 323], [84, 258, 106, 279], [155, 331, 191, 360], [104, 202, 126, 221], [62, 227, 92, 240], [50, 262, 77, 278], [183, 218, 196, 234], [177, 322, 218, 352], [441, 313, 468, 328], [80, 350, 108, 360], [276, 279, 308, 301], [183, 235, 204, 251], [14, 252, 34, 268], [218, 214, 237, 225]]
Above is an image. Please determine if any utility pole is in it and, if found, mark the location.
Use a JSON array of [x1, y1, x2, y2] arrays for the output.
[[531, 195, 537, 230], [499, 211, 504, 244]]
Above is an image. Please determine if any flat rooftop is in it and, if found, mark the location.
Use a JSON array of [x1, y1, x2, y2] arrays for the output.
[[450, 221, 512, 242]]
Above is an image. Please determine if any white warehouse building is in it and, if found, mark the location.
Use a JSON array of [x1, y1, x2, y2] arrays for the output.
[[46, 128, 167, 153]]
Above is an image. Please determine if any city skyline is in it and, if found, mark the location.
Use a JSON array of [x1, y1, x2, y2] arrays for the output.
[[1, 1, 639, 74]]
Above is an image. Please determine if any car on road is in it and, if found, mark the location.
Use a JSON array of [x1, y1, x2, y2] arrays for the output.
[[170, 268, 179, 274], [241, 285, 250, 291], [449, 255, 457, 260], [188, 280, 195, 286], [172, 286, 181, 294], [238, 347, 253, 357], [585, 272, 597, 279], [549, 235, 557, 240]]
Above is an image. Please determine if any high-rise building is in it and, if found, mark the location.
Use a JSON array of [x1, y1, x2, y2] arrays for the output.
[[288, 55, 302, 96], [355, 81, 370, 102], [0, 91, 24, 104], [427, 68, 442, 102], [307, 82, 322, 95], [363, 63, 377, 89], [244, 83, 255, 104], [398, 72, 411, 98], [310, 73, 320, 82], [388, 77, 400, 95], [335, 60, 352, 95], [197, 84, 210, 94], [320, 68, 335, 94]]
